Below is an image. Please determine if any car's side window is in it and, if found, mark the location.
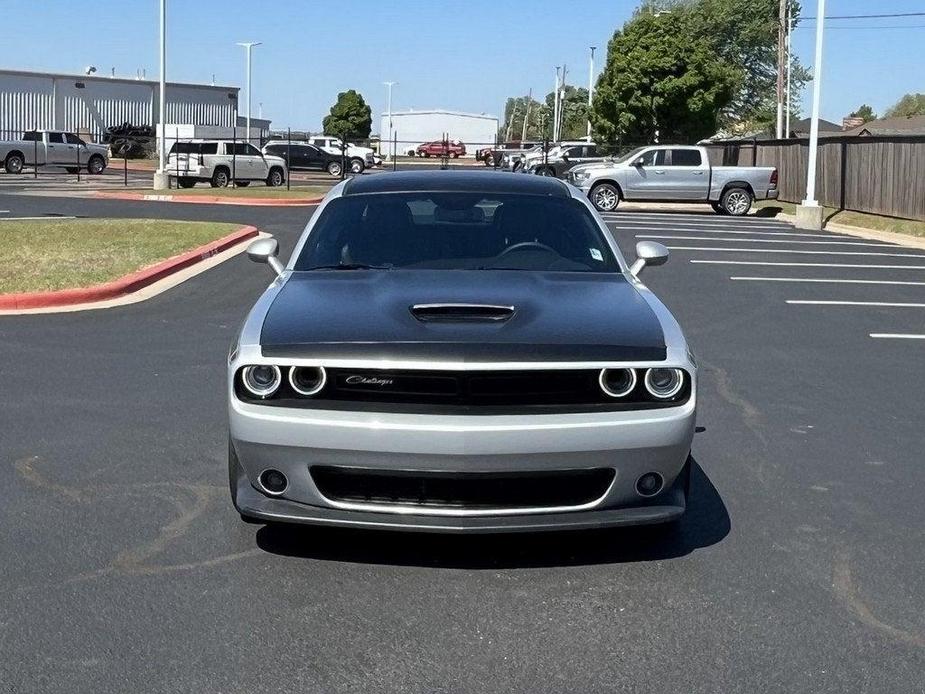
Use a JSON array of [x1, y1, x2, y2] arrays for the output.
[[65, 133, 83, 145], [46, 132, 65, 144], [242, 144, 261, 156], [640, 149, 666, 166], [668, 149, 702, 167], [201, 143, 218, 155]]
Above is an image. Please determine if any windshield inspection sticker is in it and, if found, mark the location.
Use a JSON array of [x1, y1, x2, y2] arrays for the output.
[[589, 248, 603, 261]]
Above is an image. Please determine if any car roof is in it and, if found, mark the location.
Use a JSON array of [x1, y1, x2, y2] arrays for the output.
[[342, 170, 570, 197]]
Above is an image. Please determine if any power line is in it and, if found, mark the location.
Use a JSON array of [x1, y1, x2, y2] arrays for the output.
[[801, 11, 925, 21], [795, 24, 925, 30]]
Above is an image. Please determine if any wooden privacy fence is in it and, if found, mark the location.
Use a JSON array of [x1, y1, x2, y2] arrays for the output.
[[703, 136, 925, 221]]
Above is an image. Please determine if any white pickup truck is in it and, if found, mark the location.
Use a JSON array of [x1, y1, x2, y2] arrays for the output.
[[568, 145, 778, 216], [0, 130, 109, 175]]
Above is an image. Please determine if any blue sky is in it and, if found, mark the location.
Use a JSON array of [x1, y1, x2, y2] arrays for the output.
[[4, 0, 924, 131]]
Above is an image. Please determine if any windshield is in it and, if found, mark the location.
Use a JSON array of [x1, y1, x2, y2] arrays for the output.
[[613, 146, 648, 164], [294, 192, 620, 273]]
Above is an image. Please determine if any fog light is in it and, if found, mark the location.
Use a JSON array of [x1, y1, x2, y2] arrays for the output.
[[635, 472, 664, 497], [289, 365, 327, 396], [258, 468, 288, 495], [599, 368, 637, 398], [241, 364, 281, 398]]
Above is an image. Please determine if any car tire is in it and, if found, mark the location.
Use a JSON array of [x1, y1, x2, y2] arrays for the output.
[[483, 155, 493, 167], [210, 168, 230, 188], [422, 152, 430, 158], [87, 155, 106, 175], [177, 177, 196, 188], [266, 167, 284, 187], [235, 181, 250, 187], [326, 161, 343, 177], [65, 167, 79, 174], [451, 152, 459, 159], [721, 187, 752, 216], [4, 153, 24, 175], [711, 202, 728, 215], [349, 158, 365, 174], [590, 182, 621, 212]]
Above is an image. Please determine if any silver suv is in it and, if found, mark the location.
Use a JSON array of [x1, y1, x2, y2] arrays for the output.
[[167, 140, 287, 188]]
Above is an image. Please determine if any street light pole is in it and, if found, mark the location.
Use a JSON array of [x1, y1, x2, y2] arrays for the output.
[[587, 46, 596, 140], [153, 0, 168, 189], [236, 42, 261, 144], [785, 2, 793, 138], [383, 81, 396, 159], [798, 0, 826, 230], [776, 0, 787, 139], [553, 67, 561, 144]]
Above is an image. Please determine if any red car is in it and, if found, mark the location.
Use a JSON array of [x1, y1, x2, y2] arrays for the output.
[[416, 141, 466, 158]]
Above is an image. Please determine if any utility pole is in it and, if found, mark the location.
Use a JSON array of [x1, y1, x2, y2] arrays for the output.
[[505, 101, 517, 142], [798, 0, 826, 230], [558, 64, 568, 141], [383, 81, 396, 159], [553, 67, 561, 144], [785, 2, 793, 138], [587, 47, 596, 141], [153, 0, 168, 190], [236, 41, 261, 144], [521, 88, 532, 142], [776, 0, 786, 139]]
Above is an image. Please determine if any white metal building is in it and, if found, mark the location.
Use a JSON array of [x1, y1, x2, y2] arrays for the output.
[[380, 109, 499, 158], [0, 68, 239, 141]]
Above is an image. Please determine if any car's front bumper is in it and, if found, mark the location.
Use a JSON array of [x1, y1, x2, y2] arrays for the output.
[[229, 396, 696, 533]]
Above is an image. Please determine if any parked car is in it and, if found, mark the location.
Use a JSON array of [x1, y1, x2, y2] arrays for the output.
[[526, 142, 606, 177], [480, 141, 541, 167], [263, 142, 347, 177], [228, 171, 696, 532], [307, 136, 373, 173], [570, 145, 778, 215], [416, 140, 466, 158], [0, 130, 109, 174], [166, 140, 287, 188]]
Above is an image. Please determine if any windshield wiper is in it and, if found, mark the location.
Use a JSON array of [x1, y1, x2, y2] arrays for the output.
[[305, 263, 392, 271]]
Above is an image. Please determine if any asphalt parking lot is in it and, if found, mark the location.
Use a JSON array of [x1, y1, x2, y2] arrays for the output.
[[1, 191, 923, 693]]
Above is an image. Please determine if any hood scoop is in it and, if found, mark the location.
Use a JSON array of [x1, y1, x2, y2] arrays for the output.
[[410, 303, 516, 323]]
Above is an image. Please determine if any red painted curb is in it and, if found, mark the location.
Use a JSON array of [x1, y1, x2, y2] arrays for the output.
[[94, 191, 323, 206], [0, 225, 259, 310]]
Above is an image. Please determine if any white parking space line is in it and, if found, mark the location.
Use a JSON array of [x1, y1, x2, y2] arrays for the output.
[[633, 229, 838, 239], [604, 212, 788, 223], [869, 333, 925, 340], [0, 216, 77, 221], [731, 276, 925, 286], [640, 235, 892, 247], [0, 210, 10, 214], [787, 300, 925, 308], [667, 246, 925, 259], [604, 217, 792, 230], [691, 260, 925, 270]]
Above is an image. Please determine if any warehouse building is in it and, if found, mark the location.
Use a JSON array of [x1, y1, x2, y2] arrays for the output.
[[380, 109, 498, 158], [0, 68, 239, 142]]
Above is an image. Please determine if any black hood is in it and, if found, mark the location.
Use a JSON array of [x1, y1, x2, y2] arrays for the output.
[[260, 270, 665, 362]]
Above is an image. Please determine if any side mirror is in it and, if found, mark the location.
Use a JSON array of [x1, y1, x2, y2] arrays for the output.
[[629, 241, 669, 276], [633, 157, 645, 167], [247, 236, 284, 277]]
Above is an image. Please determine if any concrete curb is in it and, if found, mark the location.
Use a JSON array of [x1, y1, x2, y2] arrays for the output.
[[93, 191, 323, 206], [776, 212, 925, 251], [0, 225, 259, 310]]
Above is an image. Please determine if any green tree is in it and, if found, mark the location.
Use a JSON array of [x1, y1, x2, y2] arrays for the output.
[[545, 86, 590, 140], [884, 93, 925, 118], [592, 6, 739, 144], [849, 104, 877, 123], [322, 90, 372, 138], [502, 95, 547, 141], [592, 0, 809, 143]]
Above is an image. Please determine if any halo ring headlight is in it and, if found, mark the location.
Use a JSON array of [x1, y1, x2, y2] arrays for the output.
[[241, 364, 282, 398], [599, 368, 637, 398], [644, 368, 684, 400], [289, 366, 327, 396]]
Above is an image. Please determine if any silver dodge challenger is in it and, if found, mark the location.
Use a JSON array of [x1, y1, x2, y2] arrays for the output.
[[228, 171, 696, 532]]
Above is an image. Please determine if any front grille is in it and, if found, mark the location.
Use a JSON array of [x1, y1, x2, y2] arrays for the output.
[[311, 466, 615, 509]]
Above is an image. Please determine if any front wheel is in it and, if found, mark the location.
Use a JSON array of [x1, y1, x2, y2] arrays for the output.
[[4, 153, 24, 175], [266, 168, 284, 187], [349, 158, 365, 174], [590, 183, 621, 212], [210, 168, 230, 188], [87, 155, 106, 175], [721, 187, 752, 216], [326, 161, 343, 177], [451, 152, 459, 159]]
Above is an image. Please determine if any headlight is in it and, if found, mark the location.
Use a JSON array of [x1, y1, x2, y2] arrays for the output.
[[644, 368, 684, 399], [289, 366, 326, 396], [241, 365, 281, 398], [599, 368, 637, 398], [573, 171, 590, 181]]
